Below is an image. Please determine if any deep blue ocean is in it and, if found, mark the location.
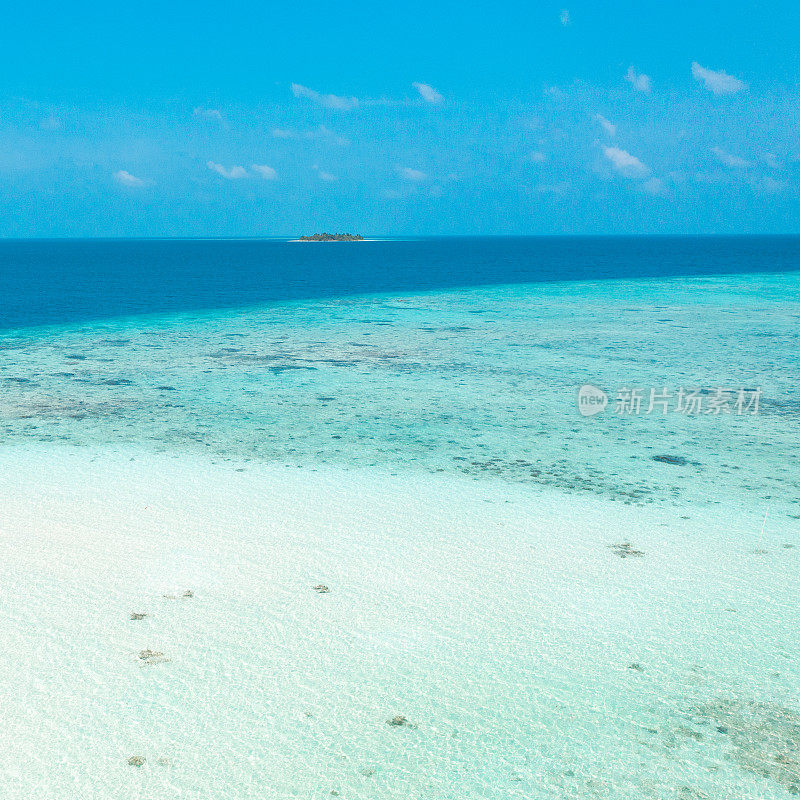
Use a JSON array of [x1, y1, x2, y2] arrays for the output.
[[2, 236, 800, 330]]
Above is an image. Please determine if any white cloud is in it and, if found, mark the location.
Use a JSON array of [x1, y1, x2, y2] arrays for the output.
[[641, 177, 665, 195], [762, 152, 781, 169], [527, 151, 546, 163], [194, 107, 223, 120], [398, 167, 427, 182], [535, 182, 569, 196], [290, 83, 358, 110], [711, 147, 750, 168], [691, 62, 746, 95], [251, 164, 277, 180], [625, 66, 651, 93], [40, 116, 61, 130], [207, 161, 248, 179], [113, 170, 146, 187], [560, 9, 570, 25], [312, 165, 337, 181], [271, 125, 349, 146], [603, 146, 648, 178], [595, 114, 616, 137], [750, 176, 786, 194], [412, 82, 443, 104]]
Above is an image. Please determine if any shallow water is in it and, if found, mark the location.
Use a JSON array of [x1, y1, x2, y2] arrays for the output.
[[1, 270, 798, 516], [1, 448, 798, 799], [0, 245, 799, 798]]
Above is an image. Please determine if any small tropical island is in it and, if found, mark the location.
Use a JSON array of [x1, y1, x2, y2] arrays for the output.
[[298, 232, 365, 241]]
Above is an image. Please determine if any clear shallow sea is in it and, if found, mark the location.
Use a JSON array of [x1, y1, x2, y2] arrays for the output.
[[0, 238, 798, 799]]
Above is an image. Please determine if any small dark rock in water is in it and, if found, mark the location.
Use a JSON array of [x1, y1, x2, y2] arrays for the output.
[[182, 590, 194, 598], [387, 715, 409, 726], [652, 455, 688, 466], [628, 663, 645, 672], [677, 788, 708, 800], [716, 726, 729, 734], [676, 725, 704, 742], [139, 649, 167, 664], [128, 756, 145, 767], [313, 584, 330, 594], [783, 543, 795, 549], [130, 612, 148, 621], [608, 542, 645, 558]]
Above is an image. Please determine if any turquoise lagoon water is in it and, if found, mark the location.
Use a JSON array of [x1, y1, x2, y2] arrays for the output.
[[0, 239, 799, 799]]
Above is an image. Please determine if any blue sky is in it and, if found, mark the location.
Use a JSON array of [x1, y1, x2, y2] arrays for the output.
[[2, 1, 799, 236]]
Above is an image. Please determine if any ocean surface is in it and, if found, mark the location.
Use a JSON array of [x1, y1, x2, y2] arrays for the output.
[[0, 237, 798, 799]]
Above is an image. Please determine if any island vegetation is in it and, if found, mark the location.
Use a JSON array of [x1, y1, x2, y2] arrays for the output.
[[298, 233, 364, 241]]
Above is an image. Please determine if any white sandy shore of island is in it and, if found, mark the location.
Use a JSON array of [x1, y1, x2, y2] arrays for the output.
[[0, 444, 796, 799]]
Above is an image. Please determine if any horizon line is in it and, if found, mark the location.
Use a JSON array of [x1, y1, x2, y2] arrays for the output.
[[2, 232, 800, 243]]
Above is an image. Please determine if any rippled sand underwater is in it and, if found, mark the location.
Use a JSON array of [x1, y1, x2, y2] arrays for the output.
[[0, 272, 798, 799]]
